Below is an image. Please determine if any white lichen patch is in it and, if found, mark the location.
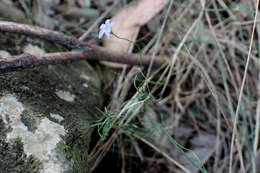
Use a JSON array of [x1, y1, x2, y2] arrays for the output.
[[0, 95, 71, 173], [0, 95, 24, 126], [50, 113, 64, 122], [55, 90, 76, 102], [0, 50, 11, 58], [23, 44, 45, 56]]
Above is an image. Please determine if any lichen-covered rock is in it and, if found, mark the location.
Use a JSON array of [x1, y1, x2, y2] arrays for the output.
[[0, 61, 102, 173], [0, 138, 42, 173]]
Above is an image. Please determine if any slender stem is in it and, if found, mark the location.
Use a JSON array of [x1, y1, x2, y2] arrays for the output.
[[111, 31, 144, 67], [229, 0, 259, 172]]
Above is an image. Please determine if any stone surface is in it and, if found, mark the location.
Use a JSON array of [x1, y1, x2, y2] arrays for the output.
[[0, 61, 102, 173], [1, 95, 70, 173]]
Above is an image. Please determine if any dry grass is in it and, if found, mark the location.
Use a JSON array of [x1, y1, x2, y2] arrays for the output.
[[91, 0, 260, 172]]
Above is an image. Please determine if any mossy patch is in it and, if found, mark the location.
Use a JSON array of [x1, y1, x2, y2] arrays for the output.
[[0, 61, 103, 173], [0, 138, 42, 173], [20, 110, 38, 132]]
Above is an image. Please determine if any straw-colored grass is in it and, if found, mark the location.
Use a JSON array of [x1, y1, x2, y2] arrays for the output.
[[89, 0, 260, 172]]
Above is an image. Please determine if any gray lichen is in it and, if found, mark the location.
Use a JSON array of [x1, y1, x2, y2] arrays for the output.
[[0, 138, 42, 173], [0, 61, 102, 173]]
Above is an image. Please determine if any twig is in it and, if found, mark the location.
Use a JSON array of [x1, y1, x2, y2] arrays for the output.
[[0, 45, 166, 73], [0, 21, 79, 48], [0, 21, 167, 71], [160, 0, 205, 96]]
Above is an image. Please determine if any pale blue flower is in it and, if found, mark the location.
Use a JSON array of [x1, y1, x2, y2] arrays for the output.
[[82, 83, 88, 88], [98, 19, 115, 39]]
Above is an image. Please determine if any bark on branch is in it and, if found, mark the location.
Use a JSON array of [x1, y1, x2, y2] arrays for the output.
[[0, 21, 167, 72], [0, 21, 79, 48], [0, 46, 167, 73]]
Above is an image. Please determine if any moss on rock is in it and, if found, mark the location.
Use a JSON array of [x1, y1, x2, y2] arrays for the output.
[[0, 61, 102, 173], [0, 138, 42, 173]]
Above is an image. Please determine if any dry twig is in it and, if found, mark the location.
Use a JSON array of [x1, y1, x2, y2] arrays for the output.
[[0, 21, 78, 48], [0, 21, 167, 72], [0, 45, 166, 73]]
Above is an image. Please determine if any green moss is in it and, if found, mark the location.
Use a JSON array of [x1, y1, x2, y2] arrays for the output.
[[0, 138, 42, 173], [59, 128, 90, 173], [20, 110, 38, 132], [0, 120, 10, 138], [0, 61, 102, 173]]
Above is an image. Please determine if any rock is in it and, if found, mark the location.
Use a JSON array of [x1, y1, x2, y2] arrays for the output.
[[0, 61, 102, 173]]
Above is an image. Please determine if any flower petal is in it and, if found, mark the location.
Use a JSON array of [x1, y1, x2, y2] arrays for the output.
[[105, 19, 111, 25], [100, 24, 106, 29], [98, 19, 114, 39], [106, 27, 111, 33], [105, 31, 110, 39], [98, 30, 105, 39]]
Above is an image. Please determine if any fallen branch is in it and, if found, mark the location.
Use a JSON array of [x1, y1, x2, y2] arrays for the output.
[[0, 21, 167, 72], [0, 45, 167, 73], [0, 21, 79, 48]]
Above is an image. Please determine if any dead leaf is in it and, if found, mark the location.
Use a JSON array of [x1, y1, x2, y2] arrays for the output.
[[190, 134, 216, 147], [179, 147, 215, 173], [179, 134, 217, 173], [104, 0, 169, 52], [102, 0, 169, 67]]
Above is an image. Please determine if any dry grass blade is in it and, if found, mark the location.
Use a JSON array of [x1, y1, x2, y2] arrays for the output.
[[132, 133, 192, 173], [147, 0, 173, 76], [254, 32, 260, 173], [229, 0, 260, 172], [160, 0, 205, 96]]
